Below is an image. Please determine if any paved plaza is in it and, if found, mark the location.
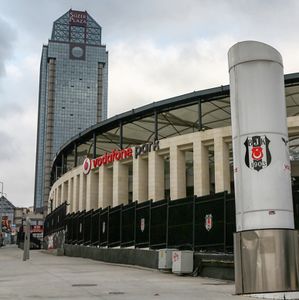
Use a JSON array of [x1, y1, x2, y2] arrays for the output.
[[0, 245, 256, 300]]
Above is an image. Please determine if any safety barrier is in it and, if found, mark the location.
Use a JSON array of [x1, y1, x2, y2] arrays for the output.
[[44, 192, 235, 252], [44, 202, 67, 236]]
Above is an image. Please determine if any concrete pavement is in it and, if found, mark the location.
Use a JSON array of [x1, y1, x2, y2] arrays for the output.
[[0, 245, 255, 300]]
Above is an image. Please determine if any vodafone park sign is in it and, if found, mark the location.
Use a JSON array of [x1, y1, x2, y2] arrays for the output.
[[83, 140, 159, 175]]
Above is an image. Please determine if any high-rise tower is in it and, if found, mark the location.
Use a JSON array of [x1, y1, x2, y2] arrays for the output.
[[34, 10, 108, 213]]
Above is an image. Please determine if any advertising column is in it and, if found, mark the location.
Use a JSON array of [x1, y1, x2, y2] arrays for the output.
[[228, 41, 299, 295]]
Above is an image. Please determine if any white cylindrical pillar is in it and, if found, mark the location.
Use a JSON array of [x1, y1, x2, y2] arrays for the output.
[[228, 41, 294, 232]]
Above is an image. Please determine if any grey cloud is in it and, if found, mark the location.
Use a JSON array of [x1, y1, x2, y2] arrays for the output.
[[3, 0, 299, 48], [0, 131, 17, 160], [0, 17, 16, 77], [0, 103, 23, 119]]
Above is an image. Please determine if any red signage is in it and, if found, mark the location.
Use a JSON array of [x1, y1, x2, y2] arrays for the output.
[[83, 157, 92, 175], [82, 148, 133, 174], [82, 141, 160, 175], [92, 148, 133, 168], [2, 216, 11, 231], [31, 225, 44, 233], [69, 10, 87, 26]]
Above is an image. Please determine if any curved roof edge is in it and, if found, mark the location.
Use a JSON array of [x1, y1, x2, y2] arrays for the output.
[[53, 72, 299, 163]]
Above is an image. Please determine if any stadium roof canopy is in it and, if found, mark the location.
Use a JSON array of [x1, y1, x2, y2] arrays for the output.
[[53, 72, 299, 169]]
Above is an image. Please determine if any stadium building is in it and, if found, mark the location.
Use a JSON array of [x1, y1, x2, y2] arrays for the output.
[[47, 73, 299, 216], [42, 40, 299, 293]]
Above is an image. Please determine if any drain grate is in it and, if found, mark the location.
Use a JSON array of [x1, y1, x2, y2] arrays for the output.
[[108, 292, 125, 295], [72, 284, 98, 287]]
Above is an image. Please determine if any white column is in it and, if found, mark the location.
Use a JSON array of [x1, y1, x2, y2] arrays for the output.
[[170, 145, 186, 200], [86, 170, 99, 210], [148, 151, 164, 201], [98, 166, 113, 208], [73, 175, 79, 212], [60, 184, 64, 206], [133, 157, 148, 202], [214, 137, 231, 193], [113, 161, 128, 207], [67, 179, 73, 213], [78, 173, 87, 211], [194, 140, 210, 196], [54, 189, 57, 209]]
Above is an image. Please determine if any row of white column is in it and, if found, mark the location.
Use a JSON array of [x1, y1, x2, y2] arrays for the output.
[[51, 136, 231, 213]]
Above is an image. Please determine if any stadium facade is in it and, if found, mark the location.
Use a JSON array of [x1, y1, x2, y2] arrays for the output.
[[47, 73, 299, 214], [34, 10, 108, 213]]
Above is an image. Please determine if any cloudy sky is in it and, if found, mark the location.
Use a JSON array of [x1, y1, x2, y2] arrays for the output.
[[1, 0, 299, 207]]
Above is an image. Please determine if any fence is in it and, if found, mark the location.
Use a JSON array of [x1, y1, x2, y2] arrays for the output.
[[45, 192, 235, 252], [43, 186, 299, 252], [44, 202, 67, 237]]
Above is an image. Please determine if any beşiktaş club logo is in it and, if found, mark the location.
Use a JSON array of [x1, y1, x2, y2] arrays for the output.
[[82, 157, 91, 175], [244, 135, 271, 171], [205, 214, 213, 231]]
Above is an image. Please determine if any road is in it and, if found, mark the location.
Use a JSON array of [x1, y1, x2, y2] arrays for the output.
[[0, 244, 256, 300]]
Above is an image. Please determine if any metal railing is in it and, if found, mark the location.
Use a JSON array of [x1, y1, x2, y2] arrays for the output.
[[44, 202, 67, 236], [45, 192, 235, 252], [43, 187, 299, 252]]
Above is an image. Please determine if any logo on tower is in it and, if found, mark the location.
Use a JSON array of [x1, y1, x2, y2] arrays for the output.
[[244, 135, 271, 171], [82, 158, 91, 175]]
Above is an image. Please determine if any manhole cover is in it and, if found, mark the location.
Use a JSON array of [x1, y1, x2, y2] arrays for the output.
[[72, 284, 98, 287]]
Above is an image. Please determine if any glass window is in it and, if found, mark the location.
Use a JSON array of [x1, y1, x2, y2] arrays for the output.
[[158, 104, 198, 140], [65, 147, 75, 172], [76, 138, 93, 165], [201, 98, 231, 130], [286, 85, 299, 117], [96, 128, 120, 157], [122, 115, 155, 148]]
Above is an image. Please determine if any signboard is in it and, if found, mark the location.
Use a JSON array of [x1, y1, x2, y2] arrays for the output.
[[1, 216, 11, 232], [31, 225, 43, 233], [83, 140, 160, 174], [69, 10, 87, 26], [31, 225, 44, 240]]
